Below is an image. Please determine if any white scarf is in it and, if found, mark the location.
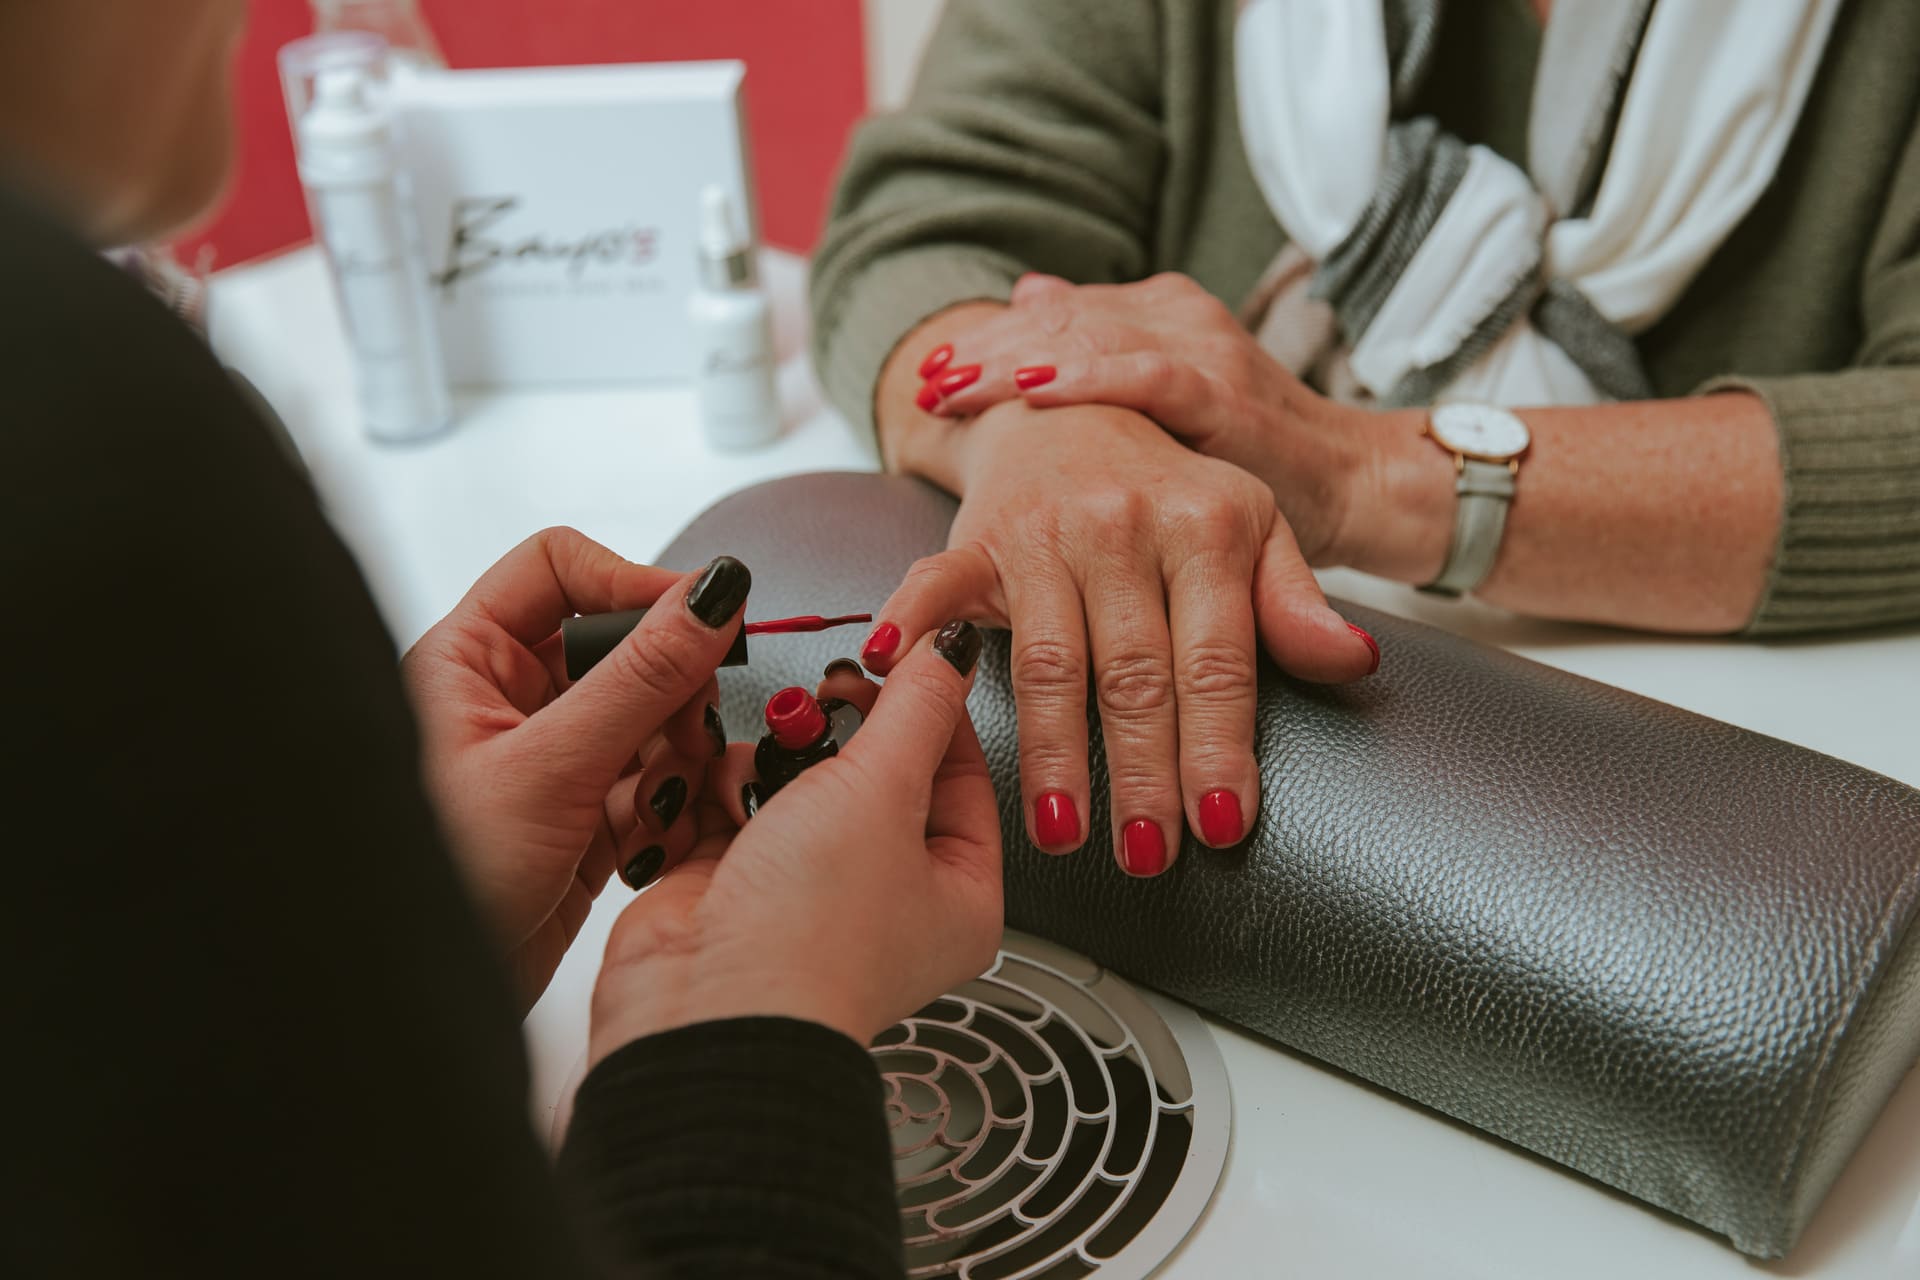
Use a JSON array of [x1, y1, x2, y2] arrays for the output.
[[1234, 0, 1841, 407]]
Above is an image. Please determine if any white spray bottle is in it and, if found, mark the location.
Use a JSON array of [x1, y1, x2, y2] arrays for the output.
[[283, 34, 451, 443], [689, 185, 780, 451]]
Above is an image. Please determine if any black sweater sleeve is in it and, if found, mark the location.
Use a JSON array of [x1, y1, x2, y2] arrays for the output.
[[0, 185, 902, 1279], [560, 1019, 907, 1279]]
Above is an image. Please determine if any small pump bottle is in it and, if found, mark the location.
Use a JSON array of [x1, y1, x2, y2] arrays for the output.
[[689, 186, 780, 450], [282, 34, 452, 443]]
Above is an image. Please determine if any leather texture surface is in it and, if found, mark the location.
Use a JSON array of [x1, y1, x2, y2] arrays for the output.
[[659, 471, 1920, 1258]]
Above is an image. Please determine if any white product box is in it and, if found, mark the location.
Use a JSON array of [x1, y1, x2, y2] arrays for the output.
[[396, 61, 754, 388]]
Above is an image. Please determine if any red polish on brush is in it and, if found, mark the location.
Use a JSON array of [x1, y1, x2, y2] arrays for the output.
[[562, 610, 872, 678], [744, 613, 872, 636]]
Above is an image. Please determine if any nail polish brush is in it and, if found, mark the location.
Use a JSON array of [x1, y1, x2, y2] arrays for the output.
[[562, 609, 872, 680]]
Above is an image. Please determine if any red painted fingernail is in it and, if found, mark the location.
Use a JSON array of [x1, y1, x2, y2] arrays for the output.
[[1121, 820, 1168, 877], [914, 381, 941, 411], [1014, 365, 1057, 390], [1348, 622, 1381, 675], [1198, 790, 1243, 846], [918, 343, 955, 378], [935, 364, 983, 396], [861, 621, 903, 670], [1033, 792, 1081, 849]]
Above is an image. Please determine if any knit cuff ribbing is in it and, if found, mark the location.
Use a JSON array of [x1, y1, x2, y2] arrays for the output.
[[811, 246, 1022, 443], [558, 1016, 902, 1280], [1701, 369, 1920, 636]]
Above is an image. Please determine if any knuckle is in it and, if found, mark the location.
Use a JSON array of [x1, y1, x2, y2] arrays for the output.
[[1126, 350, 1176, 386], [899, 549, 968, 602], [606, 628, 705, 697], [1209, 335, 1256, 380], [895, 661, 962, 708], [1095, 650, 1175, 719], [1019, 740, 1085, 783], [1011, 637, 1086, 702], [1078, 484, 1155, 531], [1178, 640, 1257, 700], [1162, 493, 1259, 555], [1032, 298, 1073, 337]]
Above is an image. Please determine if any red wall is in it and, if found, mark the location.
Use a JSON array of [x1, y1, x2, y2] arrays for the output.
[[179, 0, 867, 267]]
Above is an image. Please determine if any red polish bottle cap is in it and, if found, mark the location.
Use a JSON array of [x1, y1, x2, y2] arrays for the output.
[[764, 686, 827, 749]]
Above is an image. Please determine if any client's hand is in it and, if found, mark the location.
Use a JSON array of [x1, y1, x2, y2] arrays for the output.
[[403, 529, 750, 1007], [587, 622, 1001, 1062], [862, 400, 1377, 876], [917, 272, 1377, 565]]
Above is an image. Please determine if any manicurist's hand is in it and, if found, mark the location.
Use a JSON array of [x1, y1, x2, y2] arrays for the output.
[[586, 622, 1002, 1063], [402, 530, 751, 1008], [914, 272, 1384, 568], [862, 397, 1379, 878]]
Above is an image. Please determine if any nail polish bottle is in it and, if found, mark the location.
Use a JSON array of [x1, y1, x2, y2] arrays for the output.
[[753, 686, 863, 798]]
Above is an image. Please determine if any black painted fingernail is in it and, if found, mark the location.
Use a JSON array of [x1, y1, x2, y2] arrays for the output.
[[824, 657, 864, 680], [622, 845, 666, 890], [704, 703, 727, 757], [686, 555, 752, 628], [741, 782, 761, 819], [650, 776, 688, 827], [933, 620, 982, 677]]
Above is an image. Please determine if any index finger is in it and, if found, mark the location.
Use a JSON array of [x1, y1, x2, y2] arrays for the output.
[[459, 526, 680, 650], [520, 556, 752, 779], [844, 621, 984, 790]]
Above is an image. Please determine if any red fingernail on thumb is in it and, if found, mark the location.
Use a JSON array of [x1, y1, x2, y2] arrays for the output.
[[1348, 623, 1381, 675]]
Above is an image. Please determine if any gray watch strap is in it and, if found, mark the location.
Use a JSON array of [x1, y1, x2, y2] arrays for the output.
[[1420, 459, 1515, 597]]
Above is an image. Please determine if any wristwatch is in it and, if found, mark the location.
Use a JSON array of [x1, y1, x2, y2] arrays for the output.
[[1418, 403, 1531, 597]]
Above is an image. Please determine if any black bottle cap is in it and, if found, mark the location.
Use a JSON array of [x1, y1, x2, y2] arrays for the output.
[[562, 608, 749, 681]]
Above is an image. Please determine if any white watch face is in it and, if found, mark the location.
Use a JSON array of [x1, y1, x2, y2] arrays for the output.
[[1431, 404, 1531, 461]]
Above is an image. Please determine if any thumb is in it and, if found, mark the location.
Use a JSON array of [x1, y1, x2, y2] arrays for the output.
[[523, 556, 752, 775], [844, 621, 984, 790], [1251, 521, 1380, 683]]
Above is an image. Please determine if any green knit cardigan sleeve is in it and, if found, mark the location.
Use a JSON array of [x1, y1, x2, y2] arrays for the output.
[[1709, 119, 1920, 636], [812, 0, 1920, 637], [808, 0, 1166, 440]]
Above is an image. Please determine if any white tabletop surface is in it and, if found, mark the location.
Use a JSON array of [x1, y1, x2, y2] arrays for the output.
[[212, 246, 1920, 1280]]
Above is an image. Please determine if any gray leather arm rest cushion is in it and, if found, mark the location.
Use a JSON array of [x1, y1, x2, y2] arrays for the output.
[[657, 472, 1920, 1258]]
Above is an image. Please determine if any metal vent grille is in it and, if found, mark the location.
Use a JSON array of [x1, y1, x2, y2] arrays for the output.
[[873, 932, 1231, 1280]]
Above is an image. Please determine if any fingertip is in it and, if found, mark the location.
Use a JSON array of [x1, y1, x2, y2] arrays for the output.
[[1194, 788, 1246, 849], [1014, 365, 1057, 391], [932, 619, 984, 682], [861, 620, 904, 673], [1348, 622, 1382, 676], [1299, 610, 1381, 684], [1256, 590, 1379, 685], [818, 658, 881, 715], [619, 844, 669, 891], [1118, 818, 1171, 879], [853, 622, 980, 776], [1029, 790, 1084, 855], [917, 342, 956, 379], [934, 363, 984, 399]]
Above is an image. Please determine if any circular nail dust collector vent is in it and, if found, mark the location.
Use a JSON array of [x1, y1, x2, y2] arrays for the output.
[[873, 931, 1231, 1280]]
